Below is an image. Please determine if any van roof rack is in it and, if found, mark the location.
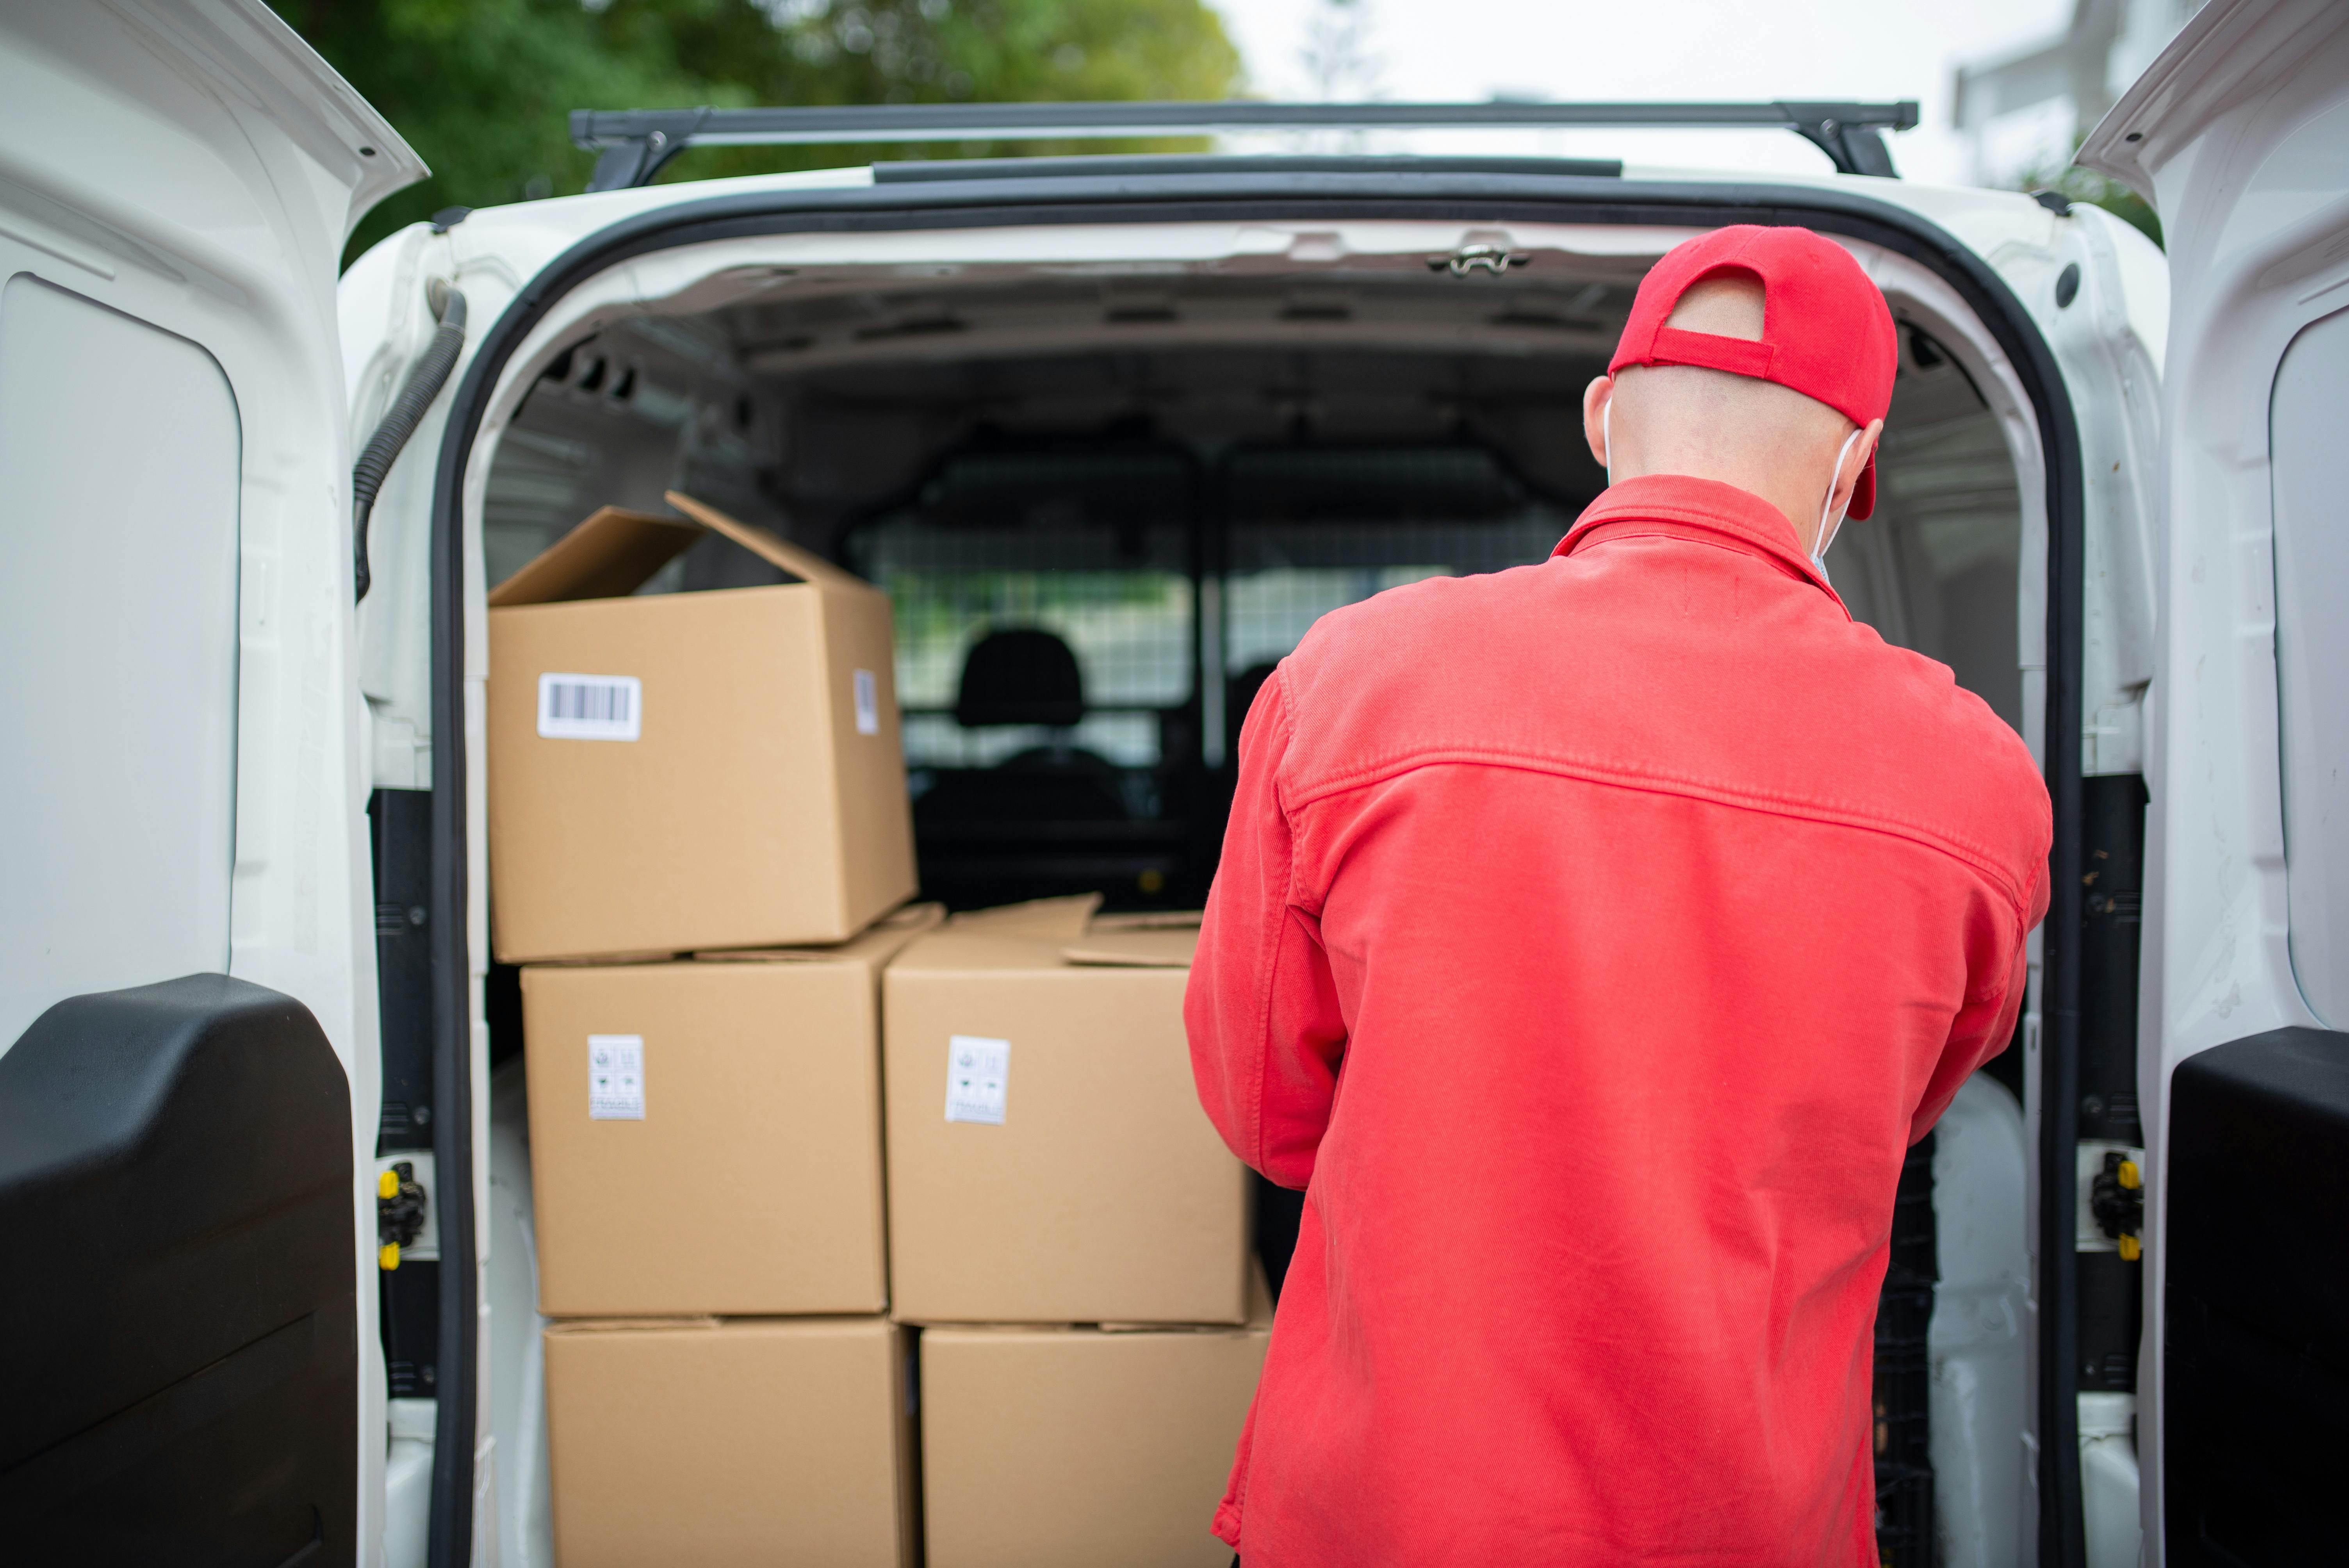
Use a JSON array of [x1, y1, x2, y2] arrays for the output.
[[570, 99, 1920, 192]]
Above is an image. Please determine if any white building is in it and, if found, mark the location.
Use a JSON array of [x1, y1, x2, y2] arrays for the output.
[[1953, 0, 2208, 185]]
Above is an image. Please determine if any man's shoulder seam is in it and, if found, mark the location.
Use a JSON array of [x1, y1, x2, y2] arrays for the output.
[[1285, 749, 2035, 905]]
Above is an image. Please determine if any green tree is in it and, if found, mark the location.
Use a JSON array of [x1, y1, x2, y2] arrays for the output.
[[2021, 141, 2162, 249], [273, 0, 1243, 264]]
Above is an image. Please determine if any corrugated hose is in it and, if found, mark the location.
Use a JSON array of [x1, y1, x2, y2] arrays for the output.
[[353, 279, 467, 603]]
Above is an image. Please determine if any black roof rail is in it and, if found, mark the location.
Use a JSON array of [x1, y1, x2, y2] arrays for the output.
[[569, 99, 1920, 191]]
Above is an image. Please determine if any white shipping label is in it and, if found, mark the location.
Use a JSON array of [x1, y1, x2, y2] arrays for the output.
[[944, 1035, 1009, 1125], [588, 1034, 645, 1120], [538, 672, 641, 741], [853, 668, 880, 735]]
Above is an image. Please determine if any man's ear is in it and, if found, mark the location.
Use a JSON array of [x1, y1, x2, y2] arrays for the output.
[[1583, 375, 1615, 472], [1827, 417, 1886, 519]]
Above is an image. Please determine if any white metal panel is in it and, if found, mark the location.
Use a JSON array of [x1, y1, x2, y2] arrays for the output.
[[0, 275, 239, 1050], [485, 1059, 554, 1568], [0, 3, 422, 1561], [1930, 1077, 2034, 1568], [2078, 1393, 2145, 1568], [2269, 308, 2349, 1027], [2078, 2, 2349, 1557]]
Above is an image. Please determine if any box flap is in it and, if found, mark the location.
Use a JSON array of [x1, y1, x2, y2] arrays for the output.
[[696, 902, 946, 966], [665, 490, 875, 595], [1059, 927, 1199, 968], [544, 1315, 722, 1335], [486, 490, 876, 608], [946, 894, 1103, 940], [877, 901, 951, 935], [521, 948, 684, 969], [486, 506, 706, 608], [1088, 911, 1205, 932]]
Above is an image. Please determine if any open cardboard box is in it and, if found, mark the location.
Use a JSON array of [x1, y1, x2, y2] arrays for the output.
[[487, 491, 915, 962]]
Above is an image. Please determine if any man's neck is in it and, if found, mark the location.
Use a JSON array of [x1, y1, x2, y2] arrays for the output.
[[1609, 462, 1815, 552]]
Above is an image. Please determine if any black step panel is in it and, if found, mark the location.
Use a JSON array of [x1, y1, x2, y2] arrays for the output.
[[2165, 1026, 2349, 1566], [0, 973, 355, 1566], [372, 788, 436, 1151]]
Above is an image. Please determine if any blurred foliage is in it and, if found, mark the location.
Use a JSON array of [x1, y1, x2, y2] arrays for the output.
[[2022, 150, 2163, 249], [273, 0, 1243, 265]]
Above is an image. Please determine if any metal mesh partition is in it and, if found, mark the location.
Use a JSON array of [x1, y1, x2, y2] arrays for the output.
[[848, 447, 1197, 773], [1223, 447, 1570, 746], [1875, 1133, 1940, 1568], [843, 445, 1202, 907]]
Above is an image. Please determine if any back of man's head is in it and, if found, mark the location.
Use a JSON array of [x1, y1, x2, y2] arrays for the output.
[[1583, 227, 1899, 558]]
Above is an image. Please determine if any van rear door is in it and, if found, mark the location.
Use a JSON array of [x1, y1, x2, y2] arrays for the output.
[[0, 3, 421, 1562], [2079, 0, 2349, 1560]]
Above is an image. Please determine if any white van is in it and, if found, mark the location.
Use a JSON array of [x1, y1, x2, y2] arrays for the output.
[[1, 1, 2340, 1564]]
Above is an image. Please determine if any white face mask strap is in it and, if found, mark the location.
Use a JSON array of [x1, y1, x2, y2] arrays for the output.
[[1813, 426, 1866, 569], [1602, 399, 1614, 486]]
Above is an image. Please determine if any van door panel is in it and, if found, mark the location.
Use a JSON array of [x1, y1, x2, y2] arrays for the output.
[[0, 2, 423, 1562], [2078, 0, 2349, 1557], [2268, 308, 2349, 1028], [0, 274, 241, 1053]]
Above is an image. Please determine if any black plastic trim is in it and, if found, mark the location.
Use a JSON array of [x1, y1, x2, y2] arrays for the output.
[[0, 974, 356, 1563], [2037, 220, 2091, 1568], [426, 167, 2085, 1561], [570, 100, 1919, 187], [425, 295, 478, 1564], [2163, 1026, 2349, 1563], [875, 153, 1625, 183]]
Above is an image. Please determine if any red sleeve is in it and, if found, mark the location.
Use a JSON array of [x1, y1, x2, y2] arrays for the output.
[[1909, 860, 2050, 1144], [1185, 670, 1347, 1191]]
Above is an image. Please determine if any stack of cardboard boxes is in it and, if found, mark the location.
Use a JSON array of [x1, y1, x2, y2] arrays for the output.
[[490, 495, 1266, 1568]]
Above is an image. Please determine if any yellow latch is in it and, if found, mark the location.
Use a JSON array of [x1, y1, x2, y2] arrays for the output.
[[2117, 1234, 2141, 1262], [380, 1242, 402, 1271], [378, 1168, 400, 1199], [2117, 1160, 2141, 1191]]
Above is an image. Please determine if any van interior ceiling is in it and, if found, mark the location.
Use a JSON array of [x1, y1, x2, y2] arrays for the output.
[[472, 236, 2036, 1567], [482, 250, 2025, 918]]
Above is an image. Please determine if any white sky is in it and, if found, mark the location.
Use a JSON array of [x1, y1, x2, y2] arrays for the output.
[[1206, 0, 2077, 187]]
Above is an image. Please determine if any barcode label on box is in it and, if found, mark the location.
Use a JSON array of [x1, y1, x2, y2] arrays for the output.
[[944, 1035, 1009, 1125], [588, 1034, 645, 1120], [538, 673, 641, 741], [853, 668, 880, 736]]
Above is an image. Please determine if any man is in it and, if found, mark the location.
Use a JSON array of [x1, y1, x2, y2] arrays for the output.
[[1187, 225, 2050, 1565]]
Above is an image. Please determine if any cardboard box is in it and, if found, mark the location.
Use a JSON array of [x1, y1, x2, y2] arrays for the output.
[[884, 898, 1250, 1325], [545, 1315, 916, 1568], [921, 1272, 1273, 1568], [523, 905, 939, 1317], [488, 490, 916, 962]]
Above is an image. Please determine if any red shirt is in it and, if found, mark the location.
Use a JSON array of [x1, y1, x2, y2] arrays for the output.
[[1187, 474, 2050, 1566]]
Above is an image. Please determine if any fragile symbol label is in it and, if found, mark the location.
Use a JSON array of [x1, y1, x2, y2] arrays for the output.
[[944, 1035, 1009, 1125], [853, 668, 880, 735], [588, 1034, 645, 1120]]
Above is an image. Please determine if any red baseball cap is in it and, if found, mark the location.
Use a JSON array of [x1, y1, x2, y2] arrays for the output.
[[1609, 225, 1898, 519]]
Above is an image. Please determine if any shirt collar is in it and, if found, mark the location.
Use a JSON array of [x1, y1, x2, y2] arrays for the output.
[[1550, 474, 1849, 616]]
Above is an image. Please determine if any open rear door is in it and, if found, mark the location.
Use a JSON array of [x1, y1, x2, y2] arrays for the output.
[[2080, 2, 2349, 1561], [0, 3, 422, 1563]]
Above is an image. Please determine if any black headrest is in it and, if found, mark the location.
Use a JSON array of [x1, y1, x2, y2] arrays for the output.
[[1226, 661, 1281, 752], [955, 628, 1084, 728]]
